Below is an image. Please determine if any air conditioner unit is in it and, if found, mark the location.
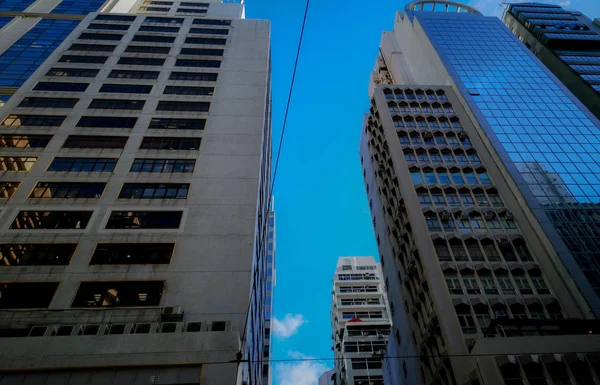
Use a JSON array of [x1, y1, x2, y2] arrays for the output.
[[484, 211, 495, 220], [161, 306, 184, 322], [441, 210, 451, 221]]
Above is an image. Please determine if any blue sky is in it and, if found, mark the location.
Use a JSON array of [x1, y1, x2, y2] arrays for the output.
[[244, 0, 600, 384]]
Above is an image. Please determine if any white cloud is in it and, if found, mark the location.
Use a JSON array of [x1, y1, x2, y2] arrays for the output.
[[273, 313, 305, 339], [275, 351, 329, 385]]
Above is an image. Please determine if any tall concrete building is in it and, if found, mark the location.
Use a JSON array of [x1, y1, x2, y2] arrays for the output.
[[330, 257, 392, 385], [360, 1, 600, 385], [0, 1, 272, 385], [503, 2, 600, 120], [318, 369, 335, 385]]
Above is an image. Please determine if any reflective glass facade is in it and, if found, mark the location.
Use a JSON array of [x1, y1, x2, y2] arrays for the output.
[[0, 17, 13, 29], [0, 19, 80, 88], [50, 0, 106, 15], [419, 13, 600, 312], [0, 0, 36, 12]]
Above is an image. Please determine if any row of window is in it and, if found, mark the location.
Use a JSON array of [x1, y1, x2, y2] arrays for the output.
[[28, 182, 190, 200], [338, 285, 378, 293], [383, 88, 448, 102], [94, 14, 231, 26], [0, 136, 201, 150], [404, 148, 481, 165], [340, 298, 381, 306], [416, 187, 503, 207], [341, 311, 383, 320], [434, 238, 532, 263], [140, 7, 207, 14], [337, 273, 378, 281], [410, 167, 492, 185], [85, 23, 228, 36], [393, 116, 462, 130], [398, 132, 471, 146], [389, 102, 455, 115], [47, 68, 219, 82], [77, 32, 227, 46], [2, 118, 205, 132], [424, 209, 517, 232], [444, 269, 549, 297], [10, 210, 183, 230]]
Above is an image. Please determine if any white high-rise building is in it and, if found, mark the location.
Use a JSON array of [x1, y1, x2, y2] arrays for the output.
[[0, 1, 271, 385], [330, 257, 392, 385]]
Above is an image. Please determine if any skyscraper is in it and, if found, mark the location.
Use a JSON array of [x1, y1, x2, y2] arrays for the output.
[[263, 205, 276, 385], [0, 1, 271, 385], [360, 1, 600, 385], [503, 2, 600, 120], [330, 257, 392, 385]]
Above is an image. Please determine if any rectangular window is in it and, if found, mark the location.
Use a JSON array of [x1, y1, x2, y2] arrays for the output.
[[177, 8, 206, 13], [10, 211, 93, 229], [156, 101, 210, 112], [169, 72, 218, 81], [18, 97, 78, 108], [0, 243, 76, 266], [106, 211, 183, 229], [76, 116, 138, 128], [46, 68, 99, 77], [68, 43, 116, 52], [48, 157, 117, 172], [108, 69, 159, 79], [0, 135, 51, 148], [118, 57, 165, 66], [138, 25, 179, 33], [0, 181, 19, 199], [140, 137, 201, 150], [30, 182, 106, 199], [95, 14, 136, 21], [119, 183, 189, 199], [175, 59, 220, 68], [192, 19, 230, 26], [88, 23, 130, 31], [133, 35, 175, 43], [1, 114, 65, 127], [0, 282, 59, 308], [179, 47, 224, 56], [62, 135, 128, 149], [130, 158, 195, 173], [144, 16, 183, 24], [58, 55, 107, 64], [181, 1, 209, 5], [71, 281, 165, 307], [99, 84, 153, 94], [91, 243, 174, 265], [189, 28, 229, 35], [0, 157, 37, 171], [125, 45, 171, 54], [33, 82, 89, 92], [88, 99, 145, 110], [185, 37, 226, 45], [149, 118, 205, 130], [79, 32, 123, 41]]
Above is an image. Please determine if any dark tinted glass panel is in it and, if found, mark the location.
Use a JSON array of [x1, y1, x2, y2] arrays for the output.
[[1, 114, 65, 127], [106, 211, 183, 229], [189, 28, 228, 35], [119, 183, 189, 199], [185, 37, 226, 45], [46, 68, 99, 77], [95, 15, 135, 21], [10, 211, 93, 229], [192, 19, 231, 25], [62, 135, 128, 149], [163, 85, 213, 95], [169, 72, 218, 81], [175, 59, 220, 68], [68, 43, 116, 52], [0, 135, 51, 147], [143, 7, 169, 11], [149, 118, 206, 130], [179, 48, 223, 56], [125, 45, 171, 54], [76, 116, 138, 128], [108, 70, 159, 79], [30, 182, 106, 199], [71, 281, 164, 307], [156, 101, 210, 111], [130, 158, 195, 173], [177, 8, 206, 13], [140, 137, 201, 150], [33, 82, 89, 92], [138, 25, 179, 33], [181, 2, 209, 6], [133, 35, 175, 43], [18, 97, 78, 108], [99, 84, 153, 94], [88, 23, 130, 31], [48, 157, 117, 172], [0, 182, 20, 198], [79, 32, 123, 41], [50, 0, 105, 14], [0, 243, 77, 266], [59, 55, 107, 64], [88, 99, 145, 110], [118, 57, 165, 66], [0, 157, 37, 171], [144, 17, 183, 24], [91, 243, 174, 264], [0, 282, 59, 308]]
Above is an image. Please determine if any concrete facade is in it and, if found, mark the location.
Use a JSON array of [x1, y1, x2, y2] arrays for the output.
[[0, 2, 271, 385]]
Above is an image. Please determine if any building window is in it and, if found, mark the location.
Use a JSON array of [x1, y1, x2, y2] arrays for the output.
[[192, 19, 231, 26], [88, 99, 145, 110], [144, 16, 183, 24], [33, 82, 89, 92], [169, 72, 218, 81], [71, 281, 165, 307], [138, 25, 179, 33], [88, 23, 131, 31], [180, 48, 224, 56], [184, 37, 226, 45], [79, 32, 123, 41], [125, 44, 172, 53], [95, 14, 136, 21], [90, 243, 174, 265], [189, 28, 229, 35], [0, 181, 20, 198], [156, 101, 210, 112], [18, 97, 78, 108], [48, 157, 117, 172], [30, 182, 106, 199], [0, 135, 51, 148], [163, 86, 214, 96], [132, 35, 175, 43], [0, 157, 37, 171], [435, 242, 452, 261], [0, 282, 59, 308], [58, 55, 108, 64], [45, 68, 99, 77], [149, 118, 206, 131], [130, 158, 195, 173], [62, 135, 128, 149], [68, 44, 117, 52], [139, 137, 201, 150], [1, 114, 66, 127], [175, 59, 220, 68], [118, 183, 189, 199], [118, 57, 166, 66], [76, 116, 138, 128], [181, 2, 209, 6], [177, 8, 207, 13], [108, 69, 160, 79], [99, 84, 153, 94], [0, 243, 76, 266], [10, 211, 93, 229], [105, 211, 183, 229]]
